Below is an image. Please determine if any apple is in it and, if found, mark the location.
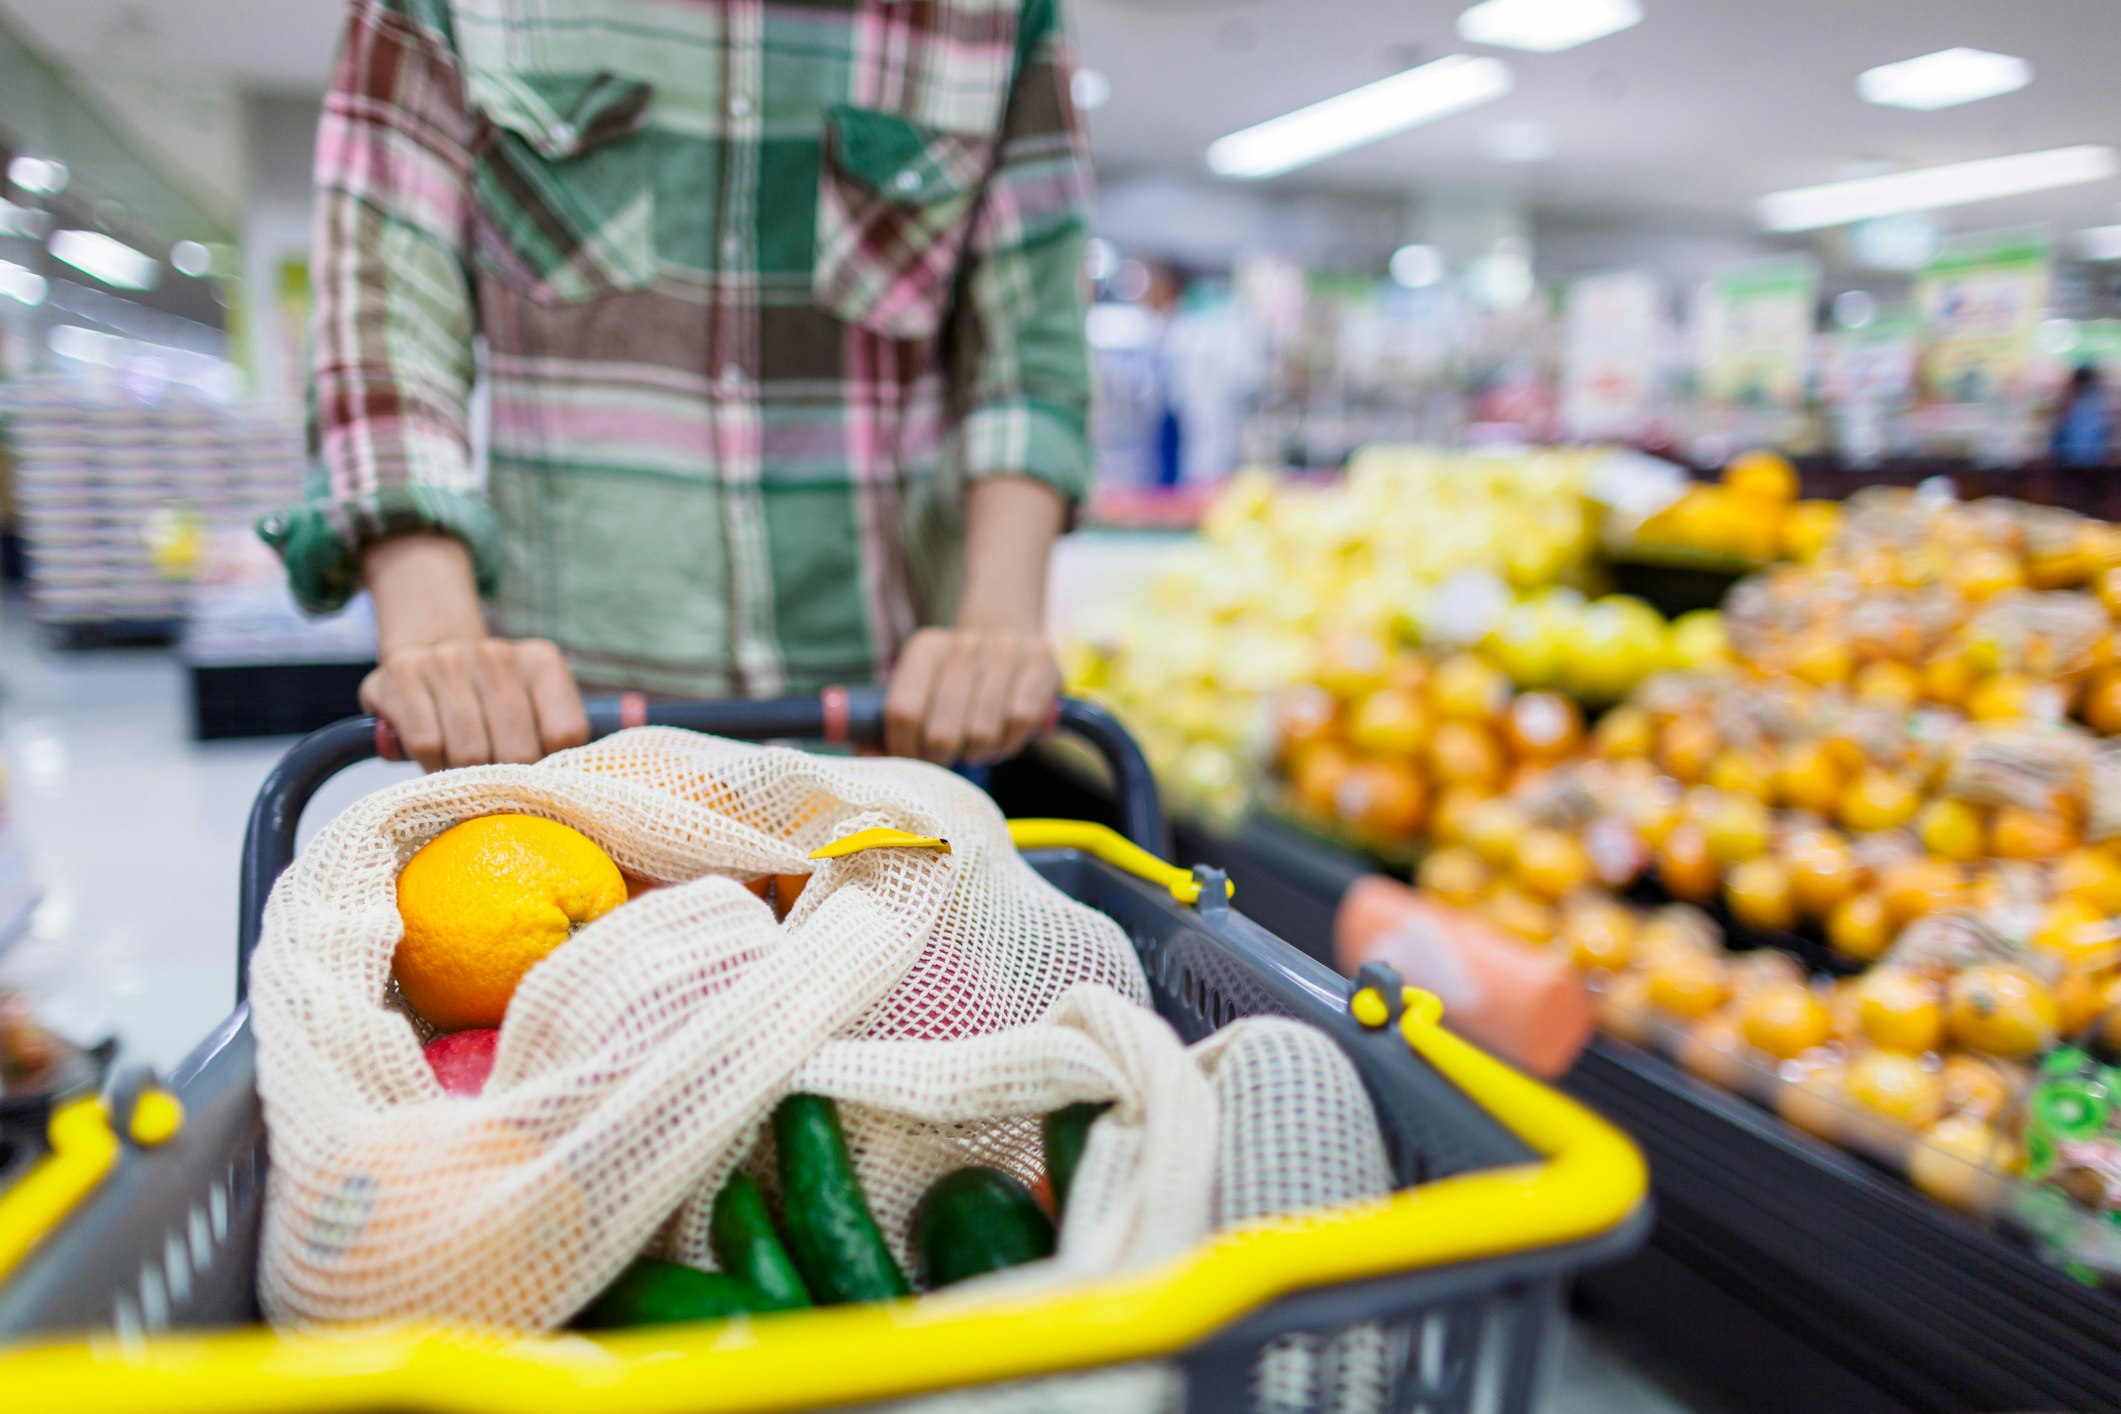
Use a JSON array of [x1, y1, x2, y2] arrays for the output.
[[424, 1028, 500, 1096]]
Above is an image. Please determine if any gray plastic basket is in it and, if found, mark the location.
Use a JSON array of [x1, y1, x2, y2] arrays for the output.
[[0, 694, 1648, 1412]]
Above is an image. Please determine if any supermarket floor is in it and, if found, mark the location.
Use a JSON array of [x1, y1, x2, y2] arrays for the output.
[[0, 595, 1718, 1414]]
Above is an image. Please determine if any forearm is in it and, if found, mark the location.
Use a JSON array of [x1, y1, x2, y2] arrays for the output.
[[364, 534, 486, 653], [956, 475, 1065, 633]]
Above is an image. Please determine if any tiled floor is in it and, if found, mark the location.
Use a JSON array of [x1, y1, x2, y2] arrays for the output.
[[0, 594, 1705, 1413]]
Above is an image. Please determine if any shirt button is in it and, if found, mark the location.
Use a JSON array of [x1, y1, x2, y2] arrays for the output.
[[719, 363, 745, 391], [729, 95, 752, 119], [893, 169, 921, 195]]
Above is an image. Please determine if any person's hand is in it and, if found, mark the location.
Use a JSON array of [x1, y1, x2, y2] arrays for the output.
[[360, 637, 589, 771], [884, 626, 1060, 765]]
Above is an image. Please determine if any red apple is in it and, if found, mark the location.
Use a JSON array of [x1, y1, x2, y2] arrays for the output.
[[424, 1028, 500, 1096]]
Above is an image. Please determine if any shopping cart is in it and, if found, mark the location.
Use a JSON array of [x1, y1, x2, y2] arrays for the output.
[[0, 692, 1649, 1412]]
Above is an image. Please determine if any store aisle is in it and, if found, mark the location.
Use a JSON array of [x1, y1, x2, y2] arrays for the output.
[[0, 605, 1702, 1413]]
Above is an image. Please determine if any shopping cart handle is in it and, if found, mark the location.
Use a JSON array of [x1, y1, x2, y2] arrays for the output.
[[237, 691, 1162, 1002]]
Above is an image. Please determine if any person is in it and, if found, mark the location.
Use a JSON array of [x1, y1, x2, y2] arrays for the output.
[[263, 0, 1093, 771], [2052, 365, 2113, 469]]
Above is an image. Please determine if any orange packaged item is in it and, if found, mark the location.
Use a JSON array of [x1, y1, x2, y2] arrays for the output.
[[1333, 875, 1594, 1079]]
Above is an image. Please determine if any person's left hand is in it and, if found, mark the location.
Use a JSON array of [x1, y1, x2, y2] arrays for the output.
[[884, 626, 1061, 765]]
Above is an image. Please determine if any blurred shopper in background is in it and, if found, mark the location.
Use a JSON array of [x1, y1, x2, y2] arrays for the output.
[[263, 0, 1094, 770], [2052, 365, 2113, 468]]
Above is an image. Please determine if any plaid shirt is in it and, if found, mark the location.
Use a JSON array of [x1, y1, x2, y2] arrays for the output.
[[265, 0, 1093, 695]]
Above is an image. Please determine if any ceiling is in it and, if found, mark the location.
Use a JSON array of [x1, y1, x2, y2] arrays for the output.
[[4, 0, 2118, 247]]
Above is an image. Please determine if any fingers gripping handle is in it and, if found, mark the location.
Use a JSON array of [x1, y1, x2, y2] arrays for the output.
[[238, 692, 1161, 1001]]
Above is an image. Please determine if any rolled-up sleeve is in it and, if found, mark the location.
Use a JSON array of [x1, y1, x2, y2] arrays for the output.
[[944, 0, 1095, 504], [260, 0, 497, 614]]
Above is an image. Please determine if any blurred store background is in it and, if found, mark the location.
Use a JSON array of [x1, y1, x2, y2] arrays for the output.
[[3, 4, 2121, 1411]]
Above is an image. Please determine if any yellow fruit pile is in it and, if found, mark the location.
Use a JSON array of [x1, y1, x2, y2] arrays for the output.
[[1622, 450, 1840, 565]]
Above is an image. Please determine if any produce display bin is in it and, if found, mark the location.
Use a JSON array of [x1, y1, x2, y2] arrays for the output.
[[0, 695, 1648, 1414], [1111, 795, 2121, 1414]]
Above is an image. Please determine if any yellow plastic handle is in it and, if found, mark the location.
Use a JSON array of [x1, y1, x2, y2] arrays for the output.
[[0, 1097, 121, 1281], [1006, 819, 1233, 907]]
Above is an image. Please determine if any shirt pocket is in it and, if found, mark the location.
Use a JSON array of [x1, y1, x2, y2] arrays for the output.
[[813, 105, 995, 344], [465, 70, 657, 304]]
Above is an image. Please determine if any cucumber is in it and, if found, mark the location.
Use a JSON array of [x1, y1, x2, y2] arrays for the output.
[[709, 1170, 812, 1311], [913, 1166, 1057, 1289], [1042, 1102, 1111, 1217], [575, 1258, 769, 1330], [772, 1093, 910, 1304]]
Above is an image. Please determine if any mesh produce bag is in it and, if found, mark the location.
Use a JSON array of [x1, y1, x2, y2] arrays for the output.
[[249, 728, 1392, 1356]]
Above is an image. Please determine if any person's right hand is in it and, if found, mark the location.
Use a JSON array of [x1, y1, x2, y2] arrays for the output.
[[359, 637, 589, 771]]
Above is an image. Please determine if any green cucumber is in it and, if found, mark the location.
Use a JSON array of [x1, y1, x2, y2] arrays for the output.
[[913, 1166, 1057, 1289], [1042, 1102, 1111, 1217], [575, 1258, 769, 1330], [772, 1093, 910, 1304], [709, 1170, 812, 1311]]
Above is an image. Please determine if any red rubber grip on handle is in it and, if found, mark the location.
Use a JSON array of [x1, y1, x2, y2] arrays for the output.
[[376, 718, 403, 762]]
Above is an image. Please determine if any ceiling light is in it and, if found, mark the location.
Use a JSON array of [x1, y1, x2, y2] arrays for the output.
[[1456, 0, 1642, 54], [1858, 48, 2031, 112], [0, 260, 48, 307], [48, 229, 161, 290], [171, 240, 213, 277], [2080, 225, 2121, 261], [1390, 243, 1445, 288], [8, 156, 68, 195], [1757, 145, 2118, 232], [49, 324, 126, 366], [1208, 54, 1512, 180], [1484, 120, 1553, 164], [1072, 68, 1111, 113]]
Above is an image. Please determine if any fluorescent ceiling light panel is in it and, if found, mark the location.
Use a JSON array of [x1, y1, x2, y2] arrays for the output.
[[48, 229, 161, 290], [1758, 145, 2118, 231], [2080, 225, 2121, 261], [0, 260, 47, 307], [1456, 0, 1641, 54], [1858, 48, 2031, 111], [1208, 54, 1512, 180]]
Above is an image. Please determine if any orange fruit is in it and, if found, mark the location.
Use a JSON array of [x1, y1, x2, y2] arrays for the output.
[[1704, 793, 1772, 866], [1789, 632, 1855, 688], [1275, 686, 1341, 763], [2099, 565, 2121, 617], [1990, 806, 2074, 861], [1853, 660, 1922, 712], [1464, 797, 1531, 868], [1416, 845, 1492, 909], [1637, 907, 1719, 964], [2055, 848, 2121, 912], [1838, 769, 1922, 834], [1938, 1054, 2014, 1123], [1879, 857, 1967, 929], [1706, 751, 1776, 801], [1740, 983, 1831, 1060], [1951, 548, 2025, 603], [1291, 743, 1355, 819], [1431, 654, 1512, 720], [1348, 687, 1433, 758], [1483, 884, 1556, 945], [1646, 950, 1731, 1020], [1598, 970, 1658, 1047], [1429, 785, 1490, 848], [1946, 964, 2059, 1058], [1828, 890, 1895, 963], [1908, 1116, 2014, 1215], [1655, 821, 1720, 903], [1679, 1015, 1753, 1090], [1785, 829, 1862, 919], [1514, 827, 1595, 902], [1915, 798, 1986, 864], [1966, 673, 2037, 724], [1659, 716, 1722, 785], [2031, 896, 2121, 972], [1593, 704, 1654, 759], [1783, 499, 1841, 561], [1855, 969, 1945, 1054], [1778, 1059, 1853, 1142], [1922, 653, 1977, 709], [1726, 857, 1797, 932], [2057, 968, 2109, 1037], [1723, 449, 1799, 503], [394, 814, 629, 1031], [1561, 897, 1637, 973], [1776, 741, 1846, 815], [2082, 670, 2121, 735], [1334, 759, 1428, 839], [1501, 692, 1584, 762], [1427, 720, 1506, 792], [1846, 1050, 1945, 1131]]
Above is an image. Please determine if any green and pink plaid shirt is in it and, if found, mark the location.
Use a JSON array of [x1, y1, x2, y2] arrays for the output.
[[265, 0, 1093, 695]]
